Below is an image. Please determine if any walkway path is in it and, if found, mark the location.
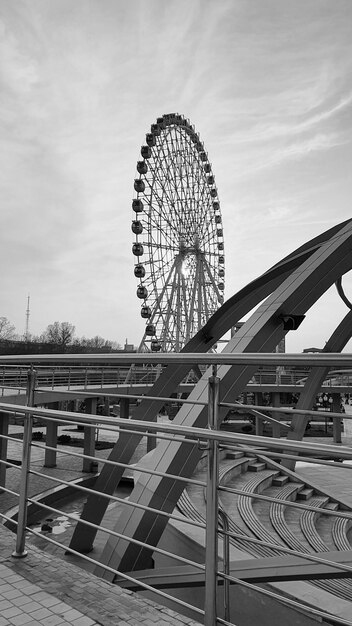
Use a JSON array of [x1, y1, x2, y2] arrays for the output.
[[0, 425, 201, 626], [0, 524, 201, 626]]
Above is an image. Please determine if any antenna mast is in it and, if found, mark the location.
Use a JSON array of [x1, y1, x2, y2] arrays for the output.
[[24, 294, 30, 341]]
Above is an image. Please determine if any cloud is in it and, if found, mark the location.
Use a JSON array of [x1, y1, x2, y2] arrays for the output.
[[0, 17, 39, 95], [224, 91, 352, 146], [1, 0, 352, 350]]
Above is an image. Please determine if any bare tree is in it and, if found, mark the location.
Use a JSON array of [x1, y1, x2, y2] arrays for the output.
[[78, 335, 122, 351], [42, 321, 75, 347], [0, 316, 16, 341]]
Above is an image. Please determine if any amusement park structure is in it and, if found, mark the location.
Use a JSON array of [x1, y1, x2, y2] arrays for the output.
[[132, 113, 224, 352], [4, 114, 352, 625], [70, 217, 352, 574]]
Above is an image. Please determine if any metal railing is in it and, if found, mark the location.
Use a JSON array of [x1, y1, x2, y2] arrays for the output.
[[0, 364, 164, 394], [2, 361, 351, 398], [0, 353, 352, 625]]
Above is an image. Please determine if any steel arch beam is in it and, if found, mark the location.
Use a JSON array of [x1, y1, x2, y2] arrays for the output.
[[93, 219, 352, 577], [69, 219, 351, 556]]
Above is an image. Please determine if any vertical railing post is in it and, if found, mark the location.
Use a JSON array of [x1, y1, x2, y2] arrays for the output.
[[218, 509, 230, 623], [12, 367, 37, 558], [204, 365, 220, 626], [0, 410, 10, 492]]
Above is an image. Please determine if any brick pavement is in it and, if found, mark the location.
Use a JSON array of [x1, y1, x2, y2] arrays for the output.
[[0, 426, 202, 626], [0, 524, 202, 626], [2, 409, 352, 625]]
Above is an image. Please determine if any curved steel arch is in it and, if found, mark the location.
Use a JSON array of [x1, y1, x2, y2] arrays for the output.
[[69, 219, 352, 569]]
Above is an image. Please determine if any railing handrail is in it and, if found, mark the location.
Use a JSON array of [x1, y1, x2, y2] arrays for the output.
[[0, 400, 351, 460], [1, 351, 352, 366]]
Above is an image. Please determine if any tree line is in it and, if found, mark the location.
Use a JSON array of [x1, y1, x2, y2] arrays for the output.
[[0, 317, 123, 352]]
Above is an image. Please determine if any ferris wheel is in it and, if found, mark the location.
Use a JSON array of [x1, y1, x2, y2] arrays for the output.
[[132, 113, 225, 352]]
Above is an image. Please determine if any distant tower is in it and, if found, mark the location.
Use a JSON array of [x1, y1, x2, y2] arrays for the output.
[[24, 294, 30, 341]]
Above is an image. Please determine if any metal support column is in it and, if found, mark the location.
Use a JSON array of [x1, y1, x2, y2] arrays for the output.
[[120, 398, 130, 419], [254, 394, 264, 435], [0, 411, 9, 491], [44, 402, 58, 468], [272, 393, 281, 438], [332, 393, 342, 443], [12, 368, 36, 558], [204, 366, 220, 626], [83, 397, 97, 472]]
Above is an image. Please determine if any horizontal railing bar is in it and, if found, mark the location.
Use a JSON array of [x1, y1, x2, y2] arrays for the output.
[[221, 403, 346, 420], [1, 352, 352, 367], [0, 459, 22, 472], [24, 525, 205, 618], [0, 485, 20, 497], [0, 433, 25, 446], [2, 399, 348, 431], [26, 498, 206, 571], [35, 387, 209, 407], [1, 402, 352, 458], [8, 410, 202, 444], [216, 617, 233, 626], [25, 414, 200, 447], [219, 525, 352, 575], [0, 511, 19, 524], [244, 408, 291, 430], [220, 444, 352, 469], [218, 571, 352, 626], [1, 394, 348, 430], [218, 484, 352, 519], [29, 440, 207, 489], [27, 467, 206, 529]]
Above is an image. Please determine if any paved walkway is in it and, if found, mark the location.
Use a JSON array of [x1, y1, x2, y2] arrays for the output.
[[0, 425, 201, 626], [0, 524, 201, 626]]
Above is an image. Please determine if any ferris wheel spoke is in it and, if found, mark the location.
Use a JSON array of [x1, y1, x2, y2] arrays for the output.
[[202, 255, 223, 304], [168, 266, 182, 351], [180, 271, 191, 342], [154, 137, 181, 204], [146, 178, 179, 233], [160, 133, 189, 220], [200, 260, 211, 324], [187, 256, 202, 336]]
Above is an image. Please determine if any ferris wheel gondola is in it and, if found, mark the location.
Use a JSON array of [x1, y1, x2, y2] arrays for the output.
[[132, 113, 225, 352]]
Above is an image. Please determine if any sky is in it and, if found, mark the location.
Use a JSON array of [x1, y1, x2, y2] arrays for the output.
[[1, 0, 352, 352]]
